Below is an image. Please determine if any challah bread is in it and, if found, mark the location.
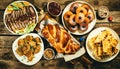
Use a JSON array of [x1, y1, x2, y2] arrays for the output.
[[42, 24, 80, 54]]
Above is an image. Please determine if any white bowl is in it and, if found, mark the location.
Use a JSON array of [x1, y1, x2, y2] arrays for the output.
[[43, 48, 55, 60], [47, 1, 62, 17]]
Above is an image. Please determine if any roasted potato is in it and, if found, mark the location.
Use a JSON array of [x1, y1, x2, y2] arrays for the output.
[[16, 35, 41, 61]]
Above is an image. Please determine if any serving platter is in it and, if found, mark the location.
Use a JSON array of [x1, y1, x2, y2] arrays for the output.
[[62, 1, 96, 35], [35, 15, 85, 62], [4, 1, 38, 35], [86, 27, 120, 62], [12, 33, 44, 65]]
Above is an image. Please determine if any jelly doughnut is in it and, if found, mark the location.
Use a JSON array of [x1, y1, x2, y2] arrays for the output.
[[68, 25, 78, 32], [76, 6, 87, 15], [70, 3, 79, 13], [68, 14, 77, 26], [64, 11, 73, 22], [86, 12, 94, 22], [81, 4, 90, 11], [79, 17, 89, 32], [75, 13, 85, 24]]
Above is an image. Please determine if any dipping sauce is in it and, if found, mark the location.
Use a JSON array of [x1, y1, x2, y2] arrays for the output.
[[44, 48, 55, 60], [47, 1, 61, 16]]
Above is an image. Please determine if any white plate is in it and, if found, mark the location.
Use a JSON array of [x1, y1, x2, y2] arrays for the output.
[[3, 1, 38, 35], [12, 33, 44, 65], [62, 1, 96, 35], [86, 27, 120, 62]]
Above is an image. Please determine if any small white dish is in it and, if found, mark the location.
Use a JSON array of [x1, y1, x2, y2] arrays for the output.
[[47, 1, 62, 17], [98, 6, 109, 18], [43, 48, 55, 60]]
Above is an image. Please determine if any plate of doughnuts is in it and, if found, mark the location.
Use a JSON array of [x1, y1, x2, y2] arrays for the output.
[[62, 1, 96, 35], [86, 27, 120, 62]]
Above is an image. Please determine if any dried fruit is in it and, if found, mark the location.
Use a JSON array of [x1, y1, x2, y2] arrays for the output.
[[108, 16, 113, 22]]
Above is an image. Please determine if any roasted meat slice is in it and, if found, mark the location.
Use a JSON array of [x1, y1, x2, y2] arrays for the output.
[[29, 6, 36, 17], [5, 4, 36, 33]]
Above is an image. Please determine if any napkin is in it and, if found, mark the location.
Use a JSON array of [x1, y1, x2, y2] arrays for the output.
[[63, 47, 85, 62]]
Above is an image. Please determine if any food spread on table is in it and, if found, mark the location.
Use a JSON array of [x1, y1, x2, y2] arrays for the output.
[[2, 0, 118, 65]]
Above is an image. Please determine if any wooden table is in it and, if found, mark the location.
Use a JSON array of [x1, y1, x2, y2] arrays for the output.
[[0, 0, 120, 69]]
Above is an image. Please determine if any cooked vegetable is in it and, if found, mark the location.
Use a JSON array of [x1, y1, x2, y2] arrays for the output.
[[16, 35, 41, 61]]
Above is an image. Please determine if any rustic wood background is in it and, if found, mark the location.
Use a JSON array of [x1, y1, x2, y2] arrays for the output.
[[0, 0, 120, 69]]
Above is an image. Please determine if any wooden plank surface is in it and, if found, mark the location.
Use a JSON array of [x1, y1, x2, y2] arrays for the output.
[[1, 22, 120, 35], [0, 0, 120, 69], [34, 0, 120, 10], [0, 36, 120, 69], [0, 59, 84, 69], [0, 0, 120, 22], [0, 0, 119, 11]]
